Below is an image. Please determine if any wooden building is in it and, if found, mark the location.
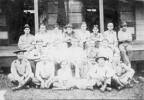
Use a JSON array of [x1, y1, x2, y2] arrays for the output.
[[0, 0, 144, 45]]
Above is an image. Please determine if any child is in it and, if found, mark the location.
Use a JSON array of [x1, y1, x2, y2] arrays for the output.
[[35, 55, 55, 88], [8, 49, 34, 91]]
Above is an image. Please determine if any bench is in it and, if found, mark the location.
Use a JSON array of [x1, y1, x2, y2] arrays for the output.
[[0, 46, 17, 67], [128, 41, 144, 61], [0, 42, 144, 67]]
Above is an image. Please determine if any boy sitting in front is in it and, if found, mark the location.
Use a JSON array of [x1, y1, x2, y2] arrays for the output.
[[52, 60, 75, 89], [35, 55, 55, 88], [8, 49, 34, 91], [87, 56, 114, 92], [112, 61, 135, 90]]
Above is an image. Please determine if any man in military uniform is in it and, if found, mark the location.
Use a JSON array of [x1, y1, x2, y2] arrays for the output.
[[8, 49, 34, 91]]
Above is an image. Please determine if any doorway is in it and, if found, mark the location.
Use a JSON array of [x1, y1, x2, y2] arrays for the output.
[[82, 0, 120, 32]]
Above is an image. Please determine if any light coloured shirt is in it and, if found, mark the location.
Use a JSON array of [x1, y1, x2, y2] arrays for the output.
[[87, 33, 104, 48], [11, 59, 32, 79], [103, 30, 118, 47], [57, 67, 73, 81], [51, 29, 63, 42], [115, 63, 132, 76], [35, 32, 50, 44], [88, 62, 114, 80], [90, 33, 104, 42], [118, 29, 132, 42], [18, 34, 35, 50], [75, 29, 91, 42], [97, 46, 114, 61], [35, 60, 55, 80]]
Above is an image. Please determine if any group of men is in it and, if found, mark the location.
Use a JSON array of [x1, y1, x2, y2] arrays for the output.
[[8, 21, 137, 92]]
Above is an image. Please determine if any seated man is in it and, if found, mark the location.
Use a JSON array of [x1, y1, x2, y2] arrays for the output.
[[34, 24, 50, 53], [97, 39, 114, 63], [87, 25, 104, 48], [63, 24, 79, 48], [8, 49, 34, 91], [86, 26, 100, 62], [103, 22, 118, 49], [35, 55, 55, 88], [75, 22, 91, 49], [87, 56, 114, 92], [52, 60, 75, 89], [112, 61, 135, 89], [51, 24, 63, 43], [18, 24, 39, 74], [118, 22, 132, 66], [18, 24, 35, 51]]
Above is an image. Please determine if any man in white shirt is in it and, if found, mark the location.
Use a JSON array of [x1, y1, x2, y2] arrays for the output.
[[103, 22, 118, 48], [118, 22, 132, 66], [75, 22, 91, 49], [35, 24, 49, 50], [97, 39, 114, 63]]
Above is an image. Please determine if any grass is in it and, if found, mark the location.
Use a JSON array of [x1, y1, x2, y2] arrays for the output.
[[0, 73, 144, 100], [0, 66, 144, 99]]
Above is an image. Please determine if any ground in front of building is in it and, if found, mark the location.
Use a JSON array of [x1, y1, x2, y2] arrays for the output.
[[0, 73, 144, 100]]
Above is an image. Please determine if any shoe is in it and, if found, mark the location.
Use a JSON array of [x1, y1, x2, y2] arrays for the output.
[[12, 85, 22, 91], [106, 87, 112, 92], [138, 76, 144, 82], [100, 87, 105, 92], [127, 83, 133, 88], [117, 86, 124, 90]]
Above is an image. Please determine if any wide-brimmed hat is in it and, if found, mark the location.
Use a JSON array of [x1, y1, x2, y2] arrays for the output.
[[95, 56, 109, 62]]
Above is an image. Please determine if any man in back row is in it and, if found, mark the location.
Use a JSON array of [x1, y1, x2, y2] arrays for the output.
[[118, 22, 132, 66], [18, 24, 35, 51]]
